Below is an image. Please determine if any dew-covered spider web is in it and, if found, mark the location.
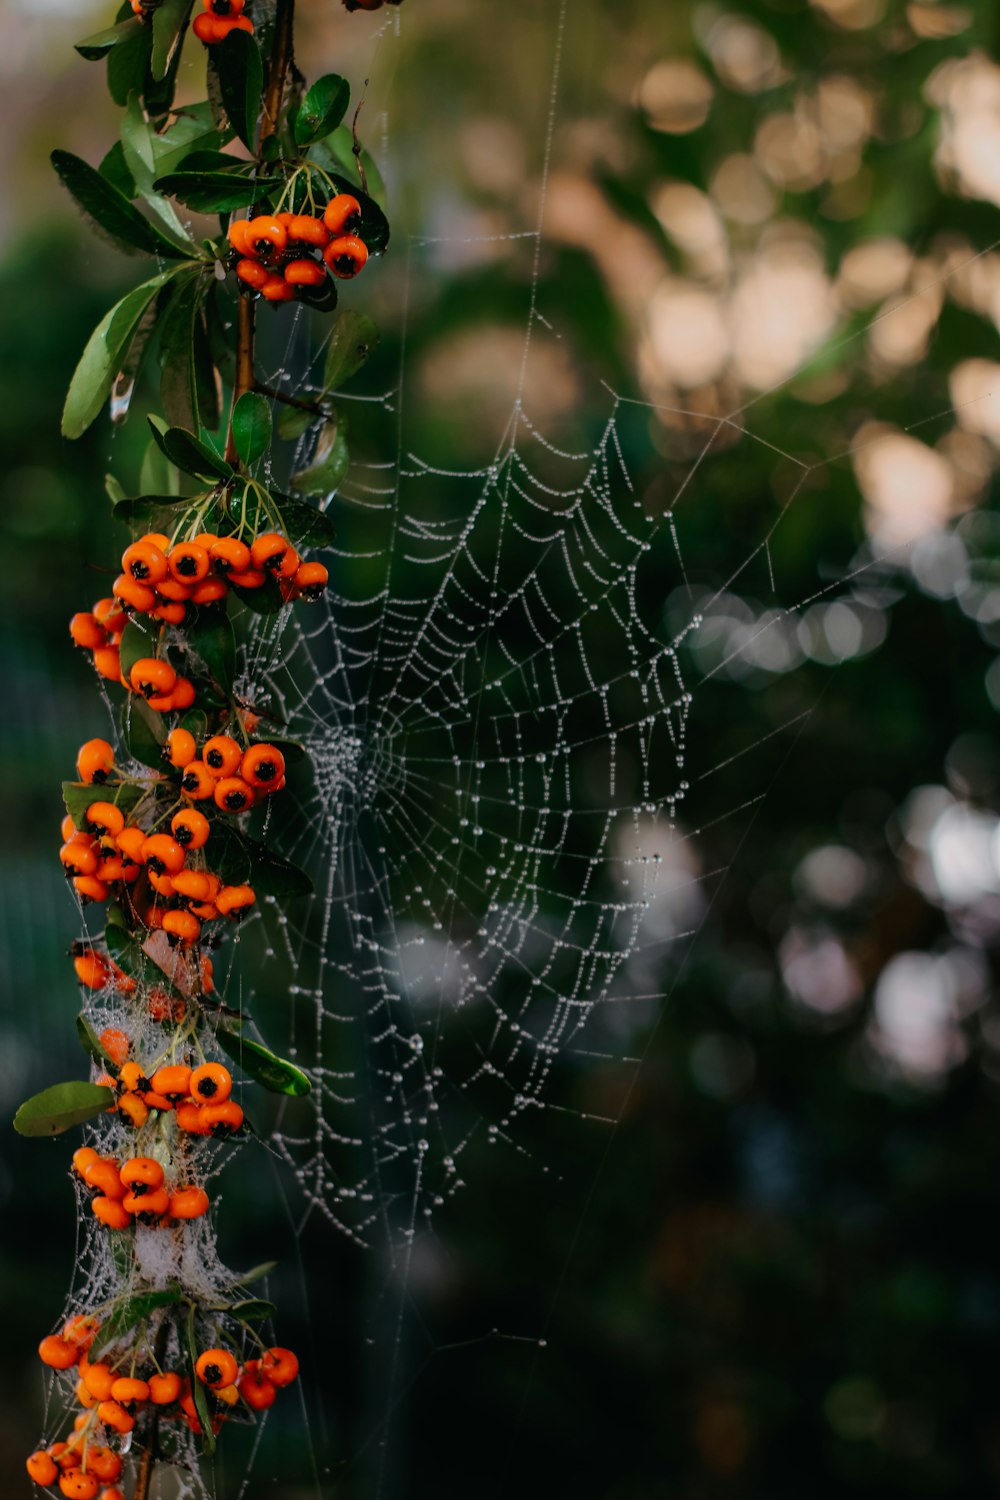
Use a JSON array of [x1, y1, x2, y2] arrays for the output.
[[60, 2, 1000, 1494]]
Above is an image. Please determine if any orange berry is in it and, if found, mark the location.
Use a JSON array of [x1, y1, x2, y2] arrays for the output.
[[196, 1348, 239, 1389], [175, 1101, 210, 1135], [239, 1361, 277, 1409], [246, 215, 287, 254], [169, 1184, 211, 1219], [73, 952, 109, 990], [240, 743, 285, 789], [190, 1062, 232, 1102], [116, 826, 146, 865], [92, 1196, 132, 1229], [172, 868, 214, 901], [116, 1092, 150, 1129], [324, 234, 369, 279], [84, 1447, 121, 1482], [284, 258, 326, 287], [236, 258, 270, 290], [181, 760, 216, 800], [165, 727, 197, 769], [150, 1063, 192, 1101], [99, 1028, 130, 1065], [322, 193, 362, 235], [141, 833, 186, 875], [38, 1334, 79, 1370], [73, 874, 109, 904], [119, 1156, 163, 1189], [250, 531, 294, 576], [214, 776, 255, 813], [210, 536, 252, 574], [92, 645, 122, 681], [96, 1400, 134, 1434], [70, 612, 107, 650], [168, 542, 211, 584], [228, 567, 267, 589], [84, 1158, 126, 1199], [76, 739, 114, 785], [293, 560, 329, 599], [122, 539, 168, 584], [81, 1360, 116, 1400], [63, 1314, 100, 1351], [72, 1146, 101, 1179], [261, 1346, 299, 1386], [149, 1370, 183, 1404], [85, 801, 125, 838], [190, 576, 228, 605], [216, 883, 256, 917], [288, 213, 330, 247], [130, 657, 176, 699], [201, 1098, 244, 1136], [113, 573, 156, 613], [26, 1451, 59, 1485], [202, 735, 242, 777], [110, 1376, 150, 1405], [163, 909, 202, 946], [58, 1472, 99, 1499], [261, 274, 296, 302]]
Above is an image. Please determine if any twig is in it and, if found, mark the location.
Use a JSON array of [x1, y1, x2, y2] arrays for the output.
[[255, 380, 329, 419]]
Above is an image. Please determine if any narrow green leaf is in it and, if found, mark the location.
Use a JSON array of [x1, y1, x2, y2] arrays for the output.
[[294, 73, 350, 146], [111, 493, 189, 525], [186, 1303, 217, 1452], [216, 1028, 312, 1096], [148, 417, 233, 481], [95, 1289, 185, 1356], [76, 1014, 121, 1073], [107, 19, 151, 109], [322, 310, 379, 392], [62, 781, 144, 827], [151, 0, 193, 81], [105, 472, 127, 504], [215, 29, 263, 151], [193, 312, 221, 433], [100, 140, 137, 200], [234, 1261, 277, 1286], [121, 695, 166, 770], [51, 149, 192, 259], [154, 169, 274, 213], [274, 495, 336, 547], [121, 93, 196, 245], [62, 273, 176, 439], [222, 1298, 278, 1322], [105, 925, 188, 1003], [76, 18, 143, 61], [232, 391, 271, 468], [158, 273, 206, 431], [189, 607, 236, 694], [14, 1081, 114, 1137], [290, 417, 349, 496], [119, 618, 156, 683]]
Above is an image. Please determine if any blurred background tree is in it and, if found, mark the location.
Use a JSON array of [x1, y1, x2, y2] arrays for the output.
[[4, 0, 1000, 1495]]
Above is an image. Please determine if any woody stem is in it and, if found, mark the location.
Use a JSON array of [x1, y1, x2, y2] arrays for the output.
[[224, 0, 297, 463]]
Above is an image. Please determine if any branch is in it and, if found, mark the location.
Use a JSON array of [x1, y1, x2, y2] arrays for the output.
[[225, 0, 297, 463], [255, 380, 329, 419]]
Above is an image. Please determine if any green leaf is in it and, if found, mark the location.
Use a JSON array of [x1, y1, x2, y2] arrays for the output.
[[76, 1014, 121, 1074], [221, 1298, 278, 1322], [121, 695, 166, 770], [294, 72, 350, 146], [158, 272, 206, 431], [310, 137, 390, 227], [140, 434, 182, 496], [276, 404, 315, 441], [105, 925, 188, 1003], [179, 707, 209, 740], [262, 737, 308, 768], [151, 0, 193, 81], [230, 576, 285, 614], [148, 417, 233, 481], [51, 150, 193, 260], [111, 492, 189, 525], [14, 1081, 114, 1138], [193, 312, 221, 433], [215, 29, 263, 151], [322, 310, 379, 392], [234, 1261, 277, 1286], [153, 166, 267, 214], [274, 494, 336, 547], [243, 839, 314, 898], [232, 391, 271, 467], [62, 272, 177, 439], [290, 416, 349, 495], [94, 1289, 185, 1357], [149, 105, 228, 180], [189, 607, 236, 694], [186, 1303, 216, 1452], [216, 1028, 312, 1096], [99, 140, 137, 200], [105, 472, 127, 504], [121, 93, 197, 246], [62, 781, 144, 827], [119, 617, 156, 683], [107, 19, 152, 109], [76, 18, 143, 60]]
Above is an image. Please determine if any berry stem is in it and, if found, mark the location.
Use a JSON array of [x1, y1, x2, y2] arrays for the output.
[[224, 0, 297, 464]]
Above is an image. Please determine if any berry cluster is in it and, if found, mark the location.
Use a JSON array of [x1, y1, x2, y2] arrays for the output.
[[73, 1147, 211, 1230], [230, 197, 369, 304], [30, 1315, 298, 1492], [191, 0, 253, 45]]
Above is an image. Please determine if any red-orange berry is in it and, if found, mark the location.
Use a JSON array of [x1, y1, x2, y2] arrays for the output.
[[284, 258, 327, 287], [148, 1370, 183, 1404], [293, 560, 329, 599], [240, 743, 286, 789], [77, 739, 114, 785], [168, 542, 211, 584], [261, 1346, 299, 1386], [324, 234, 369, 279], [216, 883, 256, 917], [141, 833, 186, 875], [129, 657, 176, 699], [169, 1184, 211, 1219], [69, 612, 107, 650], [322, 193, 362, 235], [122, 540, 168, 584], [26, 1451, 59, 1486], [214, 776, 256, 813], [239, 1362, 277, 1409], [196, 1348, 239, 1389], [38, 1334, 79, 1369]]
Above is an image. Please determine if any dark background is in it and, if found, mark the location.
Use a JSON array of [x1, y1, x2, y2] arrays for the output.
[[4, 0, 1000, 1495]]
